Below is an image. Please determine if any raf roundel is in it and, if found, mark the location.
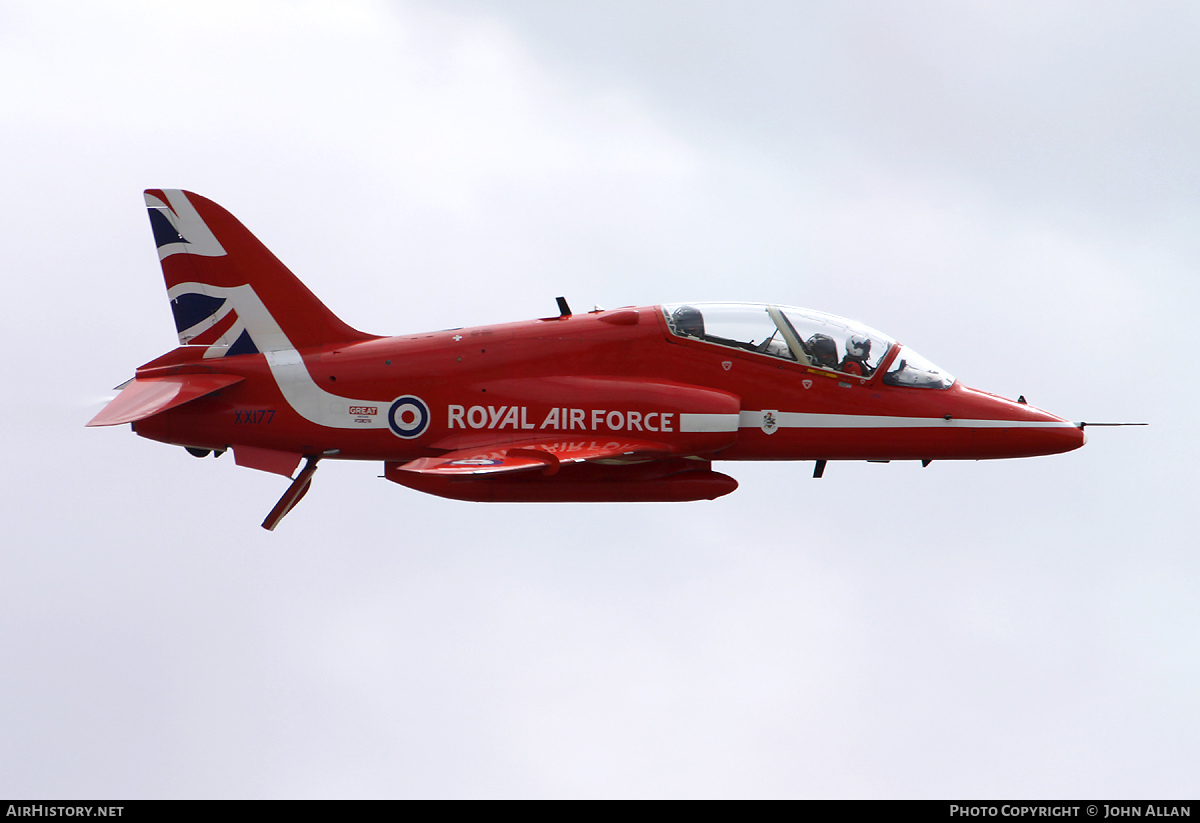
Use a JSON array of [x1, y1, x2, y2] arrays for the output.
[[387, 395, 430, 439]]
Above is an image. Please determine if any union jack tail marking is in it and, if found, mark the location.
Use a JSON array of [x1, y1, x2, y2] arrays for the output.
[[143, 189, 378, 356]]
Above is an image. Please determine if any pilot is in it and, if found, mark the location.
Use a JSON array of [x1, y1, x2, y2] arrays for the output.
[[672, 305, 705, 339], [841, 334, 873, 376], [807, 333, 839, 369]]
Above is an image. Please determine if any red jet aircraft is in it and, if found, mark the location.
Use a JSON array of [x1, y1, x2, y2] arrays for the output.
[[89, 190, 1089, 529]]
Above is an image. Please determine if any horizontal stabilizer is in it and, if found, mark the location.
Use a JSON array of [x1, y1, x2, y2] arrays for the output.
[[396, 437, 671, 476], [86, 374, 243, 427]]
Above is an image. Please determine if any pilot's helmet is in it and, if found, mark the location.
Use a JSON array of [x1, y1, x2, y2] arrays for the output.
[[808, 333, 838, 367], [846, 334, 871, 360], [673, 305, 705, 337]]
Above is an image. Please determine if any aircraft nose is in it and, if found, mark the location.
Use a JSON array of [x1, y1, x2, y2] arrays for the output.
[[1049, 419, 1086, 454], [962, 388, 1086, 458], [1006, 403, 1086, 457]]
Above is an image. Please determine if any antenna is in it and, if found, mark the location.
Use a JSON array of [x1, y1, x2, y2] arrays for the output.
[[1077, 422, 1148, 428]]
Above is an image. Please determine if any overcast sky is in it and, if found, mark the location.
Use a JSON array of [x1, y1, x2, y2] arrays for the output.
[[1, 0, 1196, 798]]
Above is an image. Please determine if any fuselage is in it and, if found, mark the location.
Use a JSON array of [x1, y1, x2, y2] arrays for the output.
[[132, 304, 1085, 464]]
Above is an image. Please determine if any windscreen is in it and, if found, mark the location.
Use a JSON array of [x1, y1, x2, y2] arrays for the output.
[[881, 346, 955, 389]]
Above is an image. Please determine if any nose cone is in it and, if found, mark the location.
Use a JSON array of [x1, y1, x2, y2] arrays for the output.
[[1006, 404, 1086, 457], [1033, 415, 1087, 456], [959, 387, 1086, 458]]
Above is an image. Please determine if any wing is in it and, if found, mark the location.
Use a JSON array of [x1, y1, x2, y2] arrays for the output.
[[394, 436, 673, 477]]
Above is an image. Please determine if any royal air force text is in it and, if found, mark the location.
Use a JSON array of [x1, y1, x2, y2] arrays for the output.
[[447, 406, 677, 433]]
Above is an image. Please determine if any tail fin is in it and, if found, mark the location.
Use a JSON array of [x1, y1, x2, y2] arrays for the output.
[[144, 189, 377, 357]]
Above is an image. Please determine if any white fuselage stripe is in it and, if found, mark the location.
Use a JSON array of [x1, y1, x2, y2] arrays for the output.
[[679, 413, 740, 432], [263, 349, 389, 430], [738, 411, 1075, 429]]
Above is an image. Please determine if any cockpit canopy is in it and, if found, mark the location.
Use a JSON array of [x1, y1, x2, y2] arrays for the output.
[[662, 302, 954, 389]]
